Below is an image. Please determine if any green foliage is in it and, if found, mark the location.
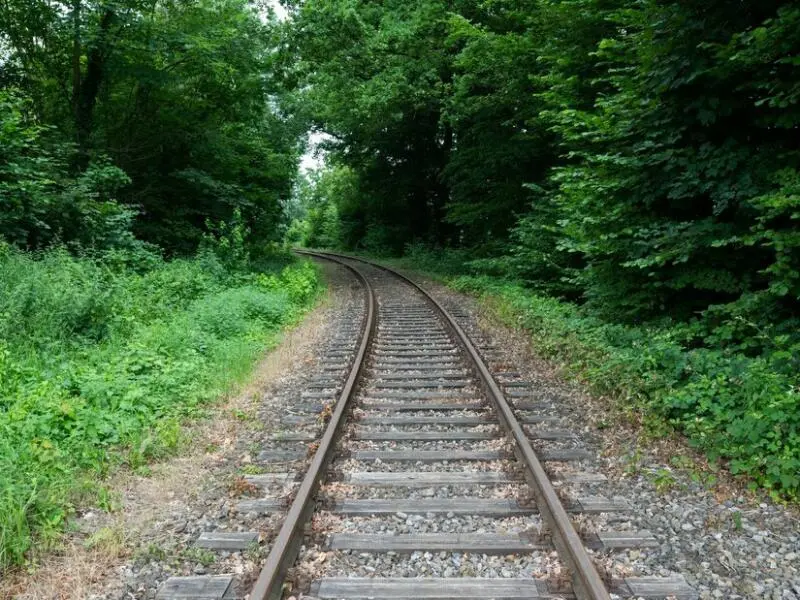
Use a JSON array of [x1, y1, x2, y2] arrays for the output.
[[442, 5, 556, 247], [445, 274, 799, 498], [288, 166, 357, 249], [0, 90, 137, 251], [202, 208, 252, 272], [283, 0, 459, 251], [0, 0, 313, 574], [288, 0, 800, 497], [1, 0, 301, 253], [0, 247, 320, 569]]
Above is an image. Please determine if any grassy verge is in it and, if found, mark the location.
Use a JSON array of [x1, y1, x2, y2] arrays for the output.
[[373, 250, 799, 501], [0, 245, 321, 570]]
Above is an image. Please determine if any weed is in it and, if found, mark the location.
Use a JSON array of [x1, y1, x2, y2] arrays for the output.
[[647, 468, 679, 494], [0, 248, 320, 570], [182, 546, 216, 566], [623, 448, 644, 477], [83, 526, 125, 554], [97, 487, 122, 513], [228, 476, 259, 498], [732, 510, 743, 531], [306, 441, 320, 458], [318, 402, 334, 425], [139, 543, 168, 562], [670, 455, 695, 470], [231, 409, 252, 422], [245, 540, 263, 562], [134, 465, 153, 477], [238, 465, 266, 475]]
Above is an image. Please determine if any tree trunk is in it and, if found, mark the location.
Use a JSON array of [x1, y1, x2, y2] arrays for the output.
[[71, 0, 82, 147], [74, 7, 115, 166], [433, 121, 454, 246]]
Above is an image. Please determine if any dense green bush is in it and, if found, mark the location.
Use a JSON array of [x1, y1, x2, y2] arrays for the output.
[[0, 246, 320, 569], [0, 91, 138, 252], [447, 275, 799, 498]]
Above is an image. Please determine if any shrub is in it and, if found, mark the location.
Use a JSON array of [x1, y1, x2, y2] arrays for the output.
[[0, 91, 138, 252], [446, 273, 800, 498], [0, 247, 320, 570], [193, 288, 290, 338]]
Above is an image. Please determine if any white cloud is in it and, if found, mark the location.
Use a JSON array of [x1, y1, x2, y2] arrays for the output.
[[267, 0, 288, 21], [301, 131, 332, 173]]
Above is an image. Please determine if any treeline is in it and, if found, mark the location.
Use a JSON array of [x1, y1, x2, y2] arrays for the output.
[[284, 1, 800, 495], [2, 0, 299, 254], [0, 0, 319, 569]]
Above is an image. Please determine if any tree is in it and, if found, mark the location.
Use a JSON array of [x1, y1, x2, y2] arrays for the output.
[[1, 0, 302, 252], [283, 0, 457, 252]]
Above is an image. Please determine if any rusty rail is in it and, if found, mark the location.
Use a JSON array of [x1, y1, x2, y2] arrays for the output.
[[305, 251, 611, 600], [248, 252, 376, 600], [250, 249, 610, 600]]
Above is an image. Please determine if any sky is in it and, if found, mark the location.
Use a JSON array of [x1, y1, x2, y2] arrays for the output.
[[267, 1, 328, 175], [269, 0, 288, 21], [301, 132, 329, 173]]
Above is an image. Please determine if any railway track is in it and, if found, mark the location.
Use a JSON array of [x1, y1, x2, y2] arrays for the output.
[[156, 252, 696, 600]]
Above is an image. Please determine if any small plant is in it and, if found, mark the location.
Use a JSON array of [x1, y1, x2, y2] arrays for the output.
[[182, 546, 216, 566], [306, 441, 320, 458], [238, 464, 265, 475], [245, 539, 263, 562], [670, 455, 694, 470], [623, 448, 644, 476], [647, 468, 679, 494], [318, 403, 334, 425], [231, 409, 252, 422], [97, 487, 122, 513], [83, 526, 125, 554], [139, 543, 168, 562], [731, 510, 743, 531], [134, 465, 153, 477]]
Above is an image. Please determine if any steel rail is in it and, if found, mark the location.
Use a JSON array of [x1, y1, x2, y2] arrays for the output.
[[306, 251, 611, 600], [248, 252, 377, 600]]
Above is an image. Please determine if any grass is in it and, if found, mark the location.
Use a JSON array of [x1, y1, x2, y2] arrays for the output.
[[0, 244, 321, 570]]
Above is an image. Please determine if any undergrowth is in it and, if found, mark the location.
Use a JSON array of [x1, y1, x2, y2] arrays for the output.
[[389, 246, 799, 501], [0, 244, 320, 570]]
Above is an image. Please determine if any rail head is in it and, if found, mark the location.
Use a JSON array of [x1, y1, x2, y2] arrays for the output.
[[249, 252, 377, 600], [305, 250, 612, 600]]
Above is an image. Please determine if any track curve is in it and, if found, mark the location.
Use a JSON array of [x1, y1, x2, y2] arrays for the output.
[[246, 251, 696, 600]]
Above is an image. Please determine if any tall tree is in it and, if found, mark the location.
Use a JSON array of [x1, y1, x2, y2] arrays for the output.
[[284, 0, 457, 252], [1, 0, 302, 251]]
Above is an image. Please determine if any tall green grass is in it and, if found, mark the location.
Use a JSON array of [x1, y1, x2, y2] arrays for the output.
[[0, 245, 320, 569]]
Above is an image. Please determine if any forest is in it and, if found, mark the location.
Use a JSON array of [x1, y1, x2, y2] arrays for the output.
[[1, 0, 798, 572]]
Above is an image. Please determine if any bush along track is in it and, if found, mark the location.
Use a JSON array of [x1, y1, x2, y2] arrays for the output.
[[0, 245, 321, 571], [379, 255, 799, 502]]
